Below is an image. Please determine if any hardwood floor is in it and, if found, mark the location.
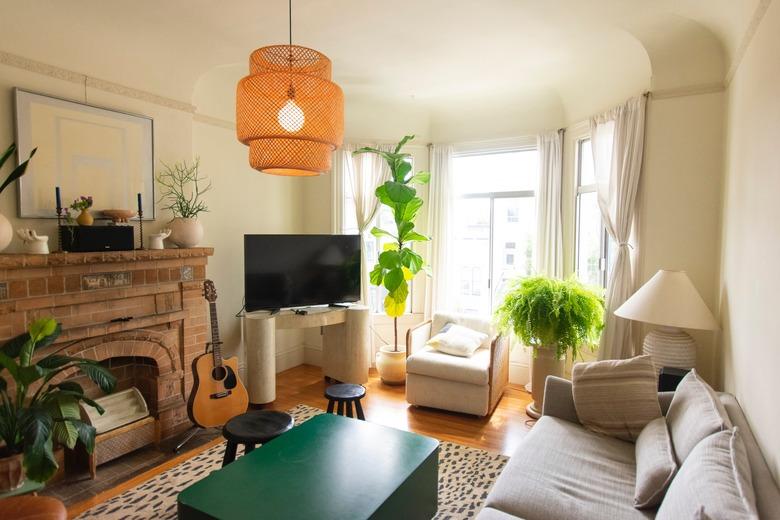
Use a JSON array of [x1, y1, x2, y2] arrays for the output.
[[66, 364, 535, 518]]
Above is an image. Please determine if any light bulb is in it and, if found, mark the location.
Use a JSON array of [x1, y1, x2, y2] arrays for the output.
[[278, 99, 305, 132]]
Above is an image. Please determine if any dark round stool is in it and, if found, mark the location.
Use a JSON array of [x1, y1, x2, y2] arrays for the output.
[[221, 410, 294, 467], [325, 383, 366, 420]]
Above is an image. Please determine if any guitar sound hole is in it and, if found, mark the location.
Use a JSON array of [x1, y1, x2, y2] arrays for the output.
[[212, 366, 228, 381]]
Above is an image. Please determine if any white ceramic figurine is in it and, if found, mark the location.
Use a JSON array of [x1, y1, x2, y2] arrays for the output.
[[148, 229, 171, 250], [16, 229, 50, 254]]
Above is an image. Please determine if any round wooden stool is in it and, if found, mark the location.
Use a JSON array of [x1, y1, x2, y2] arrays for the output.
[[325, 383, 366, 420], [0, 495, 67, 520], [221, 410, 294, 467]]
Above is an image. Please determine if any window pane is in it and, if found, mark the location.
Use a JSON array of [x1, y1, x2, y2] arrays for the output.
[[454, 150, 538, 194], [452, 198, 491, 315], [579, 139, 595, 186], [492, 197, 536, 308], [576, 191, 603, 287]]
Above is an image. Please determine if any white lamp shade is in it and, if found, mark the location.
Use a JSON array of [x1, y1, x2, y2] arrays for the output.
[[614, 270, 719, 331]]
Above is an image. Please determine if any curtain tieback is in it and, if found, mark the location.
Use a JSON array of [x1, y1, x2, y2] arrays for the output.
[[617, 242, 634, 250]]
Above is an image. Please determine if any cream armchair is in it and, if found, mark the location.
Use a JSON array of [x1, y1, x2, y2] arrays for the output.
[[405, 312, 509, 416]]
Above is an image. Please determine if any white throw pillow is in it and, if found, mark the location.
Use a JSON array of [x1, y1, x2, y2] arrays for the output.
[[426, 324, 488, 357]]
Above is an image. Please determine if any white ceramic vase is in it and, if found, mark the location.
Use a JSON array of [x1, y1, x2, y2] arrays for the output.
[[0, 213, 12, 252], [168, 217, 203, 248], [376, 345, 406, 385]]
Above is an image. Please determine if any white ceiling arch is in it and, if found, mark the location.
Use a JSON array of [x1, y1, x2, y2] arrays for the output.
[[0, 0, 763, 133]]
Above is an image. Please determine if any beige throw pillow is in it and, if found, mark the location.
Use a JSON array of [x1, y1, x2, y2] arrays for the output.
[[634, 416, 677, 509], [426, 324, 488, 357], [665, 369, 732, 465], [656, 428, 758, 520], [572, 355, 661, 442]]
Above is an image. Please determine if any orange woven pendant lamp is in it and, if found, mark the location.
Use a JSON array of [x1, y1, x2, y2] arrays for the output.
[[236, 0, 344, 176]]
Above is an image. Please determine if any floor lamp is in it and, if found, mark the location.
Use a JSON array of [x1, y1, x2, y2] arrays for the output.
[[614, 270, 719, 373]]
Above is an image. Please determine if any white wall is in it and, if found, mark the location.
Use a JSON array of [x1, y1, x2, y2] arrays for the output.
[[719, 0, 780, 484], [0, 61, 193, 252], [637, 91, 725, 384]]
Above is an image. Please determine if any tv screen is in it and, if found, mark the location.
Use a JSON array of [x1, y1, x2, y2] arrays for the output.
[[244, 234, 361, 312]]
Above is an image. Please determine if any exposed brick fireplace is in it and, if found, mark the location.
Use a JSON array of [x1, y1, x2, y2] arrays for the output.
[[0, 248, 213, 440]]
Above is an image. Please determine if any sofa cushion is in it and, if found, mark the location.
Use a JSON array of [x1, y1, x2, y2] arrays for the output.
[[427, 324, 488, 357], [665, 370, 731, 464], [476, 507, 520, 520], [634, 416, 677, 508], [406, 346, 491, 386], [572, 355, 662, 442], [656, 428, 758, 520], [484, 416, 652, 520]]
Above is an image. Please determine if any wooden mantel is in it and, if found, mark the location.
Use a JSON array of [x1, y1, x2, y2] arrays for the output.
[[0, 247, 214, 439]]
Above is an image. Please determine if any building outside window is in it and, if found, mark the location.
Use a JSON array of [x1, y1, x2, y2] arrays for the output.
[[451, 149, 539, 315]]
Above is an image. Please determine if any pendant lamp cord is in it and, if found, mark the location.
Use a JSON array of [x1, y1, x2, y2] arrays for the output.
[[286, 0, 294, 98], [288, 0, 292, 48]]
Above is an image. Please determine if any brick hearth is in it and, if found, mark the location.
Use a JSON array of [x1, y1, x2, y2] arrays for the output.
[[0, 248, 213, 440]]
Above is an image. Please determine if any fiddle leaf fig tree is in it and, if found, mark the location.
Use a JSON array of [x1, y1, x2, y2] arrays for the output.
[[354, 135, 431, 351]]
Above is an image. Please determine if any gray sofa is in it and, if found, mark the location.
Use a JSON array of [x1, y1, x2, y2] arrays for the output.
[[478, 376, 780, 519]]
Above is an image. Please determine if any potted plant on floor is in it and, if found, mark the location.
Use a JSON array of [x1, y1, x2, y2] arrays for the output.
[[0, 143, 36, 252], [355, 135, 430, 385], [0, 318, 116, 490], [494, 276, 604, 418], [157, 158, 211, 248]]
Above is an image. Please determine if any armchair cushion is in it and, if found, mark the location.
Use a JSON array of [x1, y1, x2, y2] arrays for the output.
[[407, 346, 491, 386], [432, 312, 492, 338]]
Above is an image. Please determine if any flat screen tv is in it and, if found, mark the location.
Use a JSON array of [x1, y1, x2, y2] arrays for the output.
[[244, 234, 361, 312]]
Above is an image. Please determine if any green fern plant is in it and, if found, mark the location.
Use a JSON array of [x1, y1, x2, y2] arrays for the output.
[[494, 276, 605, 360]]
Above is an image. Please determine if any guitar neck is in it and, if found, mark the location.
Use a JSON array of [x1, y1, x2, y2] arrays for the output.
[[208, 301, 222, 367]]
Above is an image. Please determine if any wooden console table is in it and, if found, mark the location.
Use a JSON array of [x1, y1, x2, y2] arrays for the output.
[[243, 306, 370, 404]]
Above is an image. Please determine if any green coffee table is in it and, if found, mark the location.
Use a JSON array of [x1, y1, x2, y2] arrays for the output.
[[178, 413, 439, 519]]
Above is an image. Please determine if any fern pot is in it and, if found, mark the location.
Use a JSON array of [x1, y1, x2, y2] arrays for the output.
[[169, 217, 203, 248], [0, 212, 12, 252], [376, 345, 406, 385], [526, 346, 565, 419], [0, 451, 25, 491]]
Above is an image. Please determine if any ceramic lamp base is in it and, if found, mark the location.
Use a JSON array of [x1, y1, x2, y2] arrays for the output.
[[642, 327, 696, 375]]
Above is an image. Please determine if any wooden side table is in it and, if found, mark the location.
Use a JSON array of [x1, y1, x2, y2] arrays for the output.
[[221, 410, 294, 467], [325, 383, 366, 420]]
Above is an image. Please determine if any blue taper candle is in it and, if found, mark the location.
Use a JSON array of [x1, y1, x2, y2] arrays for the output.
[[55, 186, 61, 210]]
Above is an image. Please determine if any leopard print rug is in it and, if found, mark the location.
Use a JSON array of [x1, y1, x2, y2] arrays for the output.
[[77, 404, 509, 519]]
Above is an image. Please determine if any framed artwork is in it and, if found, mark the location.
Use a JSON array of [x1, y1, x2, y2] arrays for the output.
[[14, 88, 155, 219]]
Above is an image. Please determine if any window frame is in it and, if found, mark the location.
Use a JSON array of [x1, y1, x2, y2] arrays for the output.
[[574, 137, 610, 288], [453, 146, 537, 314]]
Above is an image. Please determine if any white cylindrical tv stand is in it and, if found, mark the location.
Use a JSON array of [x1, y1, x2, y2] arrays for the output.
[[243, 305, 370, 404]]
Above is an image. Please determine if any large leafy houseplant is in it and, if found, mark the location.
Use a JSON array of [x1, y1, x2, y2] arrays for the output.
[[0, 318, 116, 485], [494, 276, 605, 359], [355, 135, 430, 351], [494, 276, 604, 417]]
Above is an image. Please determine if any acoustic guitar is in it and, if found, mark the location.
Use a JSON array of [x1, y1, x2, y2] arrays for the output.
[[187, 280, 249, 428]]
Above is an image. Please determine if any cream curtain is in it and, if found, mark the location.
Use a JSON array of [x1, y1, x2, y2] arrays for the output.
[[340, 143, 393, 304], [425, 144, 455, 318], [590, 95, 647, 360], [536, 130, 564, 277]]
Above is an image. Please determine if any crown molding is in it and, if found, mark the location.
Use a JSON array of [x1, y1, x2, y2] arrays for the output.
[[649, 82, 725, 100], [0, 50, 196, 113], [193, 113, 235, 130], [725, 0, 773, 87]]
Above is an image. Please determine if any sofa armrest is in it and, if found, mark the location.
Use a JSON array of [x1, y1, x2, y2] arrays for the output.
[[406, 320, 432, 358], [542, 376, 581, 424]]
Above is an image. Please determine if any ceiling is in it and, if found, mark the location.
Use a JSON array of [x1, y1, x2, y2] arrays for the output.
[[0, 0, 763, 123]]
